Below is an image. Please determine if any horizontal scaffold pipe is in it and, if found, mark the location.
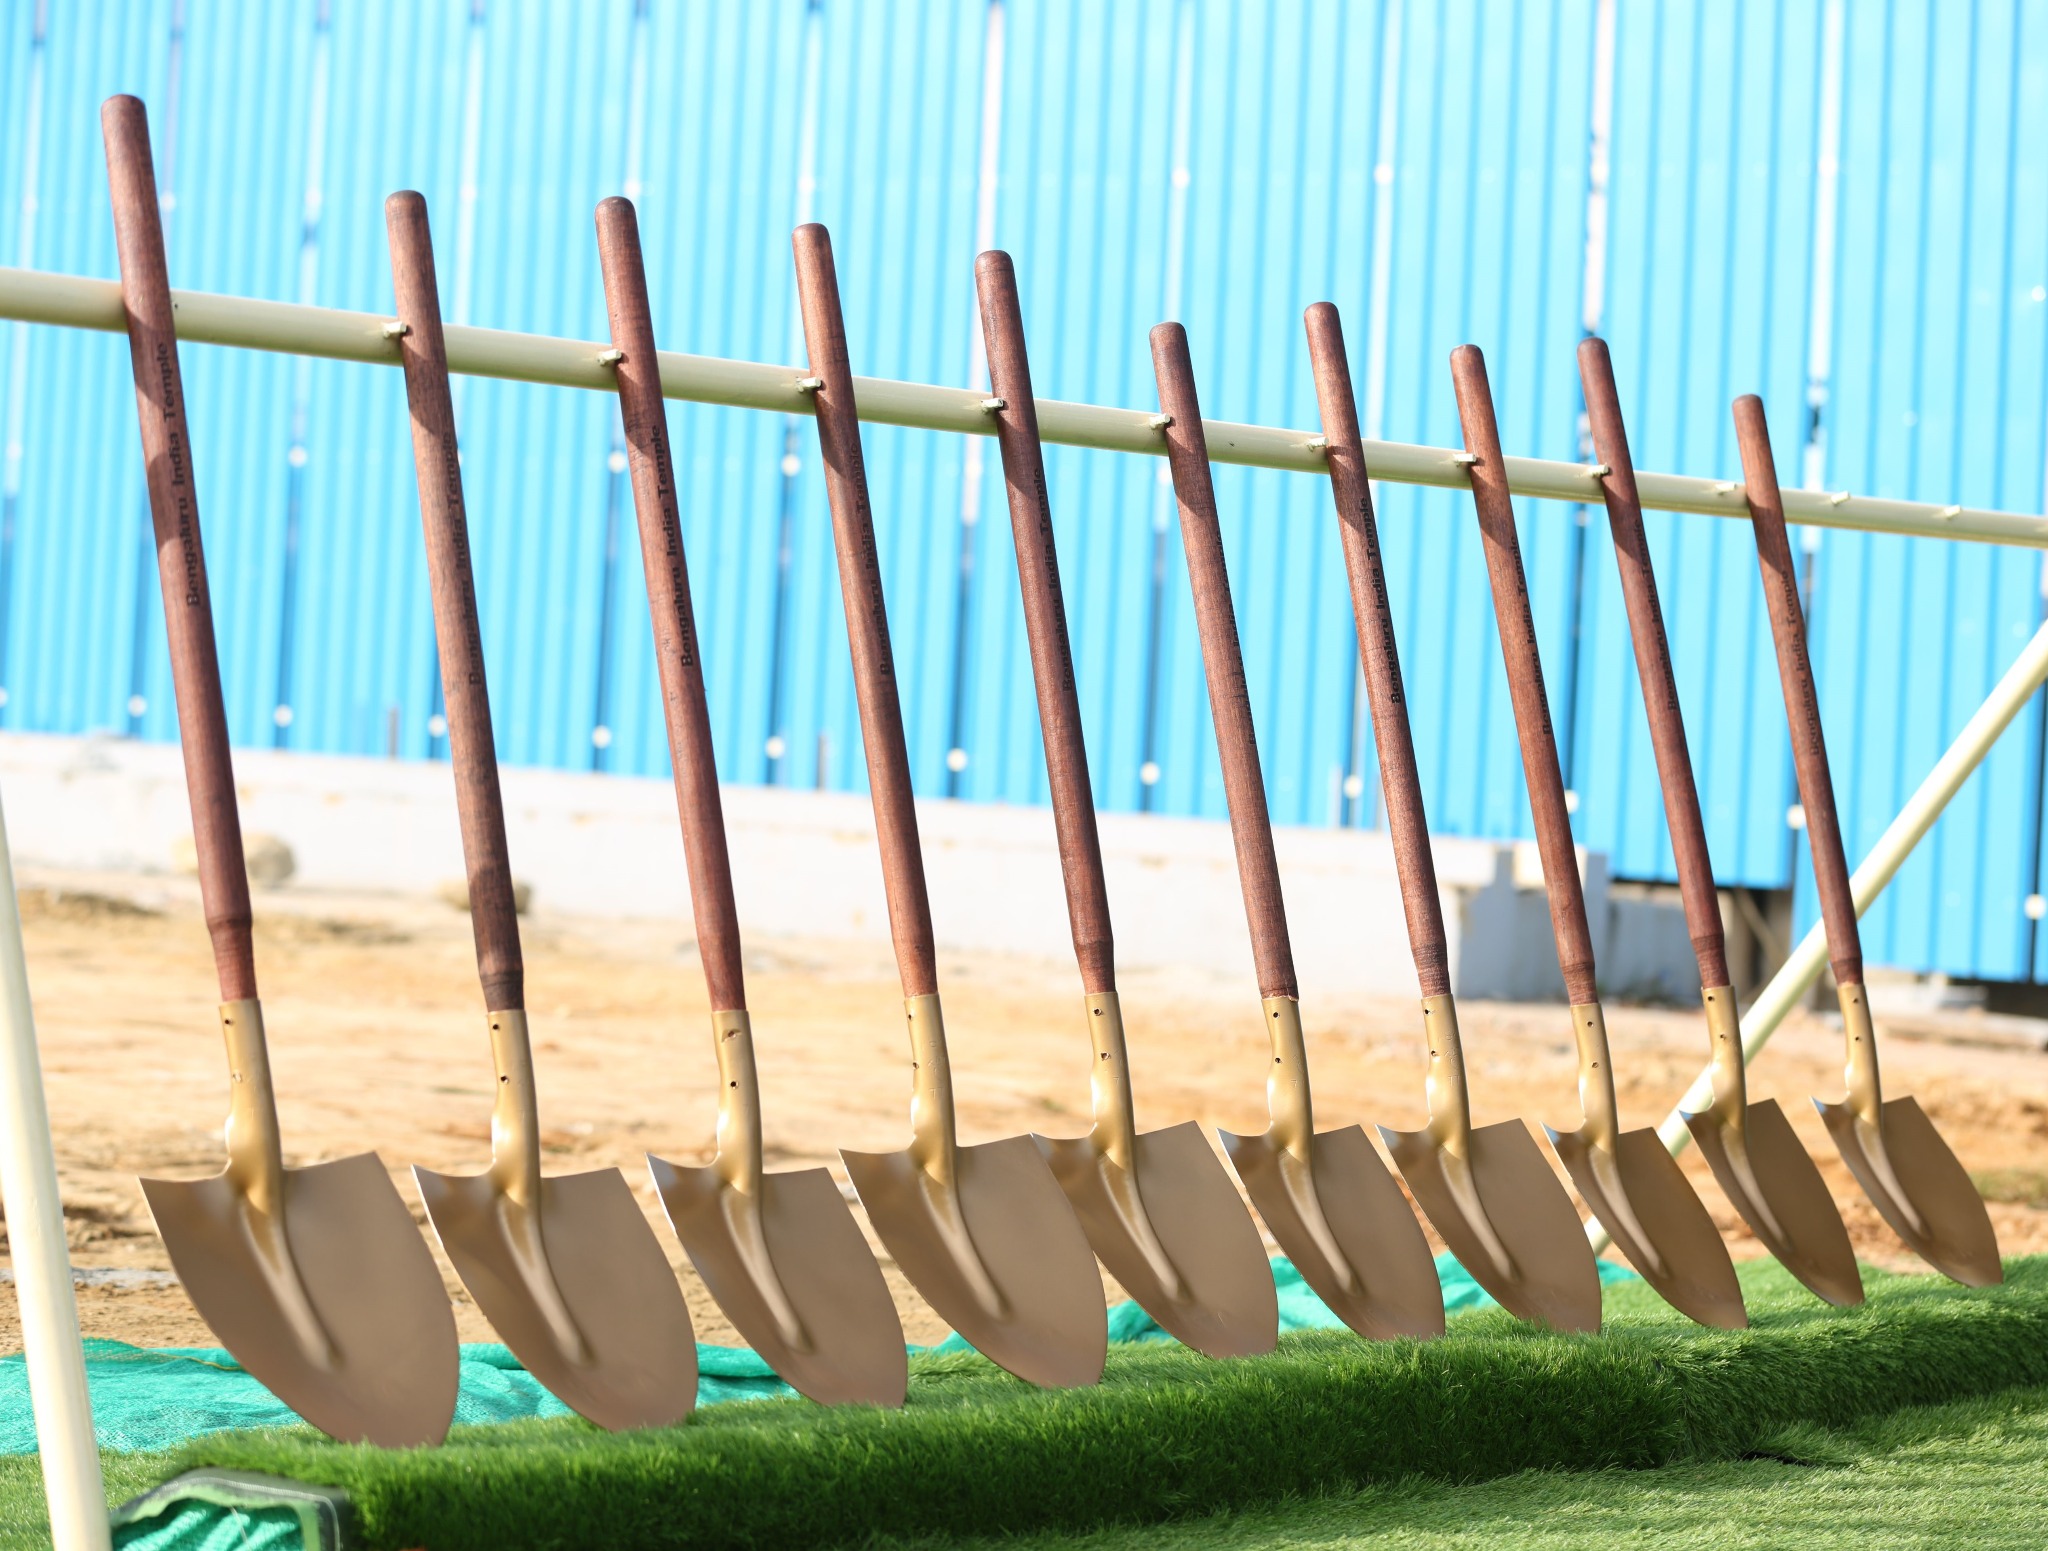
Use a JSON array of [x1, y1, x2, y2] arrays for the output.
[[6, 263, 2044, 549]]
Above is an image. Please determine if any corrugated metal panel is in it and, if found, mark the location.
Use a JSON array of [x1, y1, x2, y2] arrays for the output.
[[1576, 0, 1824, 893], [3, 0, 2048, 983], [1816, 0, 2048, 981]]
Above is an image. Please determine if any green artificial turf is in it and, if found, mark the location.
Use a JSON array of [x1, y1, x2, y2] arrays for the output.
[[123, 1256, 2048, 1551], [17, 1374, 2038, 1551], [909, 1385, 2048, 1549], [0, 1450, 161, 1551]]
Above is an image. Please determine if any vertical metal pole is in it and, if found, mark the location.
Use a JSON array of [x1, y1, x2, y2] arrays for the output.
[[0, 0, 49, 729], [1555, 0, 1616, 798], [1336, 0, 1403, 829], [941, 0, 1006, 800], [762, 0, 825, 786], [1782, 0, 1848, 920], [421, 0, 491, 764], [588, 0, 653, 774], [2026, 565, 2048, 977], [1137, 0, 1195, 812], [270, 0, 333, 750]]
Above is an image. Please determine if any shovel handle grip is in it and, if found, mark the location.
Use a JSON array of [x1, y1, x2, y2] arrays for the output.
[[1732, 395, 1862, 987], [101, 96, 257, 1004], [595, 199, 746, 1013], [386, 192, 525, 1013], [1304, 304, 1450, 999], [1150, 324, 1298, 1002], [792, 224, 938, 1000], [1577, 340, 1730, 991], [1450, 346, 1598, 1006], [975, 252, 1116, 996]]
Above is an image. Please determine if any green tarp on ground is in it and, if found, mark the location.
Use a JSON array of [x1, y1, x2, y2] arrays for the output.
[[4, 1254, 1633, 1458], [0, 1255, 1642, 1550]]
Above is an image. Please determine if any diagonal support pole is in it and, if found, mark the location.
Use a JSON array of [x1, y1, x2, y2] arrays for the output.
[[1591, 608, 2048, 1250]]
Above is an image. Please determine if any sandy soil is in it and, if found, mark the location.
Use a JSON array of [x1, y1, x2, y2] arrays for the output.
[[3, 868, 2045, 1354]]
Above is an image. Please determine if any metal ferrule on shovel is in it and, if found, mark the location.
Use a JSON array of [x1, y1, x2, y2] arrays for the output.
[[688, 1009, 809, 1352], [481, 1011, 588, 1364], [1068, 991, 1182, 1302], [1677, 985, 1862, 1306], [1231, 997, 1360, 1298], [898, 993, 1007, 1321], [212, 1001, 335, 1369]]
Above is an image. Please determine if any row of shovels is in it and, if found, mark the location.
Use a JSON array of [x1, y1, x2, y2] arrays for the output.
[[96, 96, 2002, 1450]]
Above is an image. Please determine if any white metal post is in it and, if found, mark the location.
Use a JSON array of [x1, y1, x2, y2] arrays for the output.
[[0, 785, 110, 1551]]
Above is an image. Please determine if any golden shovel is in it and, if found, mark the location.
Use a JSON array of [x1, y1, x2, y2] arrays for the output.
[[1732, 395, 2001, 1288], [104, 95, 459, 1448], [1306, 304, 1601, 1332], [975, 252, 1278, 1359], [793, 224, 1107, 1389], [595, 197, 908, 1407], [1579, 342, 1861, 1306], [1452, 345, 1747, 1330], [387, 192, 699, 1430], [1150, 323, 1445, 1343]]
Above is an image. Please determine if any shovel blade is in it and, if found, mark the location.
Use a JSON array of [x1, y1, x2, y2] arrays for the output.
[[1038, 1121, 1278, 1359], [1381, 1118, 1602, 1332], [142, 1153, 458, 1447], [1818, 1094, 2002, 1287], [417, 1164, 697, 1430], [1687, 1098, 1863, 1306], [1221, 1124, 1444, 1341], [1550, 1126, 1747, 1328], [651, 1157, 908, 1407], [843, 1134, 1106, 1388]]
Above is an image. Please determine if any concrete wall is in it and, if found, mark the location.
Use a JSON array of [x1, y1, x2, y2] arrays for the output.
[[0, 732, 1698, 1004]]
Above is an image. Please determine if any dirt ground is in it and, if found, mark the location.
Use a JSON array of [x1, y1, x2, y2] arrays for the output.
[[4, 867, 2046, 1354]]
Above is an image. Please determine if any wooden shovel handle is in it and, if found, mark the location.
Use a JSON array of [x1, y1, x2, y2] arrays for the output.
[[1450, 346, 1598, 1005], [975, 252, 1115, 996], [1150, 324, 1297, 1001], [1304, 304, 1449, 998], [1732, 395, 1862, 987], [101, 96, 256, 1004], [1578, 340, 1730, 990], [595, 198, 746, 1013], [385, 192, 524, 1013], [791, 224, 938, 1000]]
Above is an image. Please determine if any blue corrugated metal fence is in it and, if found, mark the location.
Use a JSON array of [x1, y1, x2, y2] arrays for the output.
[[3, 0, 2047, 981]]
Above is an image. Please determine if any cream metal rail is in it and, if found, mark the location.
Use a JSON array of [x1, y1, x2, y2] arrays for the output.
[[6, 262, 2047, 549]]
